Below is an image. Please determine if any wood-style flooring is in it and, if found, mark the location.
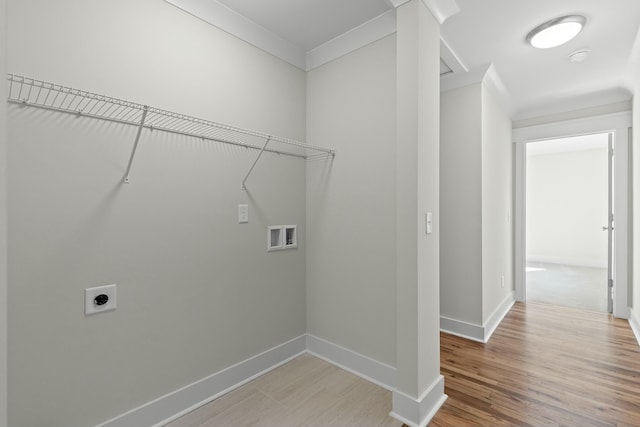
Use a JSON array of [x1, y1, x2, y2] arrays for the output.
[[431, 302, 640, 426], [167, 302, 640, 426], [165, 353, 402, 427]]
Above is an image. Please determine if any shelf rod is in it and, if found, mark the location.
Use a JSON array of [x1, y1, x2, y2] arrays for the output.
[[123, 105, 149, 184], [241, 136, 271, 191]]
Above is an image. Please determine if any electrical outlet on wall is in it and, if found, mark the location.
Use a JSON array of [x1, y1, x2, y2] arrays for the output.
[[85, 284, 117, 315]]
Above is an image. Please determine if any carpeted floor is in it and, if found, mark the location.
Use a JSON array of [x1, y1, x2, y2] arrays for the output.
[[526, 261, 608, 313]]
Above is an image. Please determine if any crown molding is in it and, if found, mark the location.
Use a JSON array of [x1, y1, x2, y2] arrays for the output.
[[482, 64, 513, 118], [306, 10, 396, 70], [386, 0, 459, 24], [440, 37, 467, 74], [166, 0, 461, 73], [164, 0, 307, 70]]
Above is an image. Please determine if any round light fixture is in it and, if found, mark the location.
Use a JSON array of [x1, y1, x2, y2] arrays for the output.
[[526, 15, 586, 49]]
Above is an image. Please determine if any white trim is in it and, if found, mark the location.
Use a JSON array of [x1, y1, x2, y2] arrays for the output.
[[440, 37, 467, 74], [482, 64, 513, 118], [514, 111, 633, 319], [419, 0, 460, 24], [306, 10, 397, 71], [163, 0, 306, 70], [515, 140, 527, 302], [306, 334, 397, 390], [440, 316, 484, 342], [97, 334, 401, 426], [483, 292, 515, 342], [166, 0, 462, 72], [630, 309, 640, 346], [96, 335, 307, 427], [441, 293, 514, 343], [526, 255, 607, 269], [390, 376, 447, 427]]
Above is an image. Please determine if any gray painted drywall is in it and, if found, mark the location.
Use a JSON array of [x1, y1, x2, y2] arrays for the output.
[[480, 84, 513, 323], [306, 35, 397, 366], [395, 0, 441, 397], [0, 0, 7, 425], [440, 84, 483, 325], [7, 1, 307, 426], [440, 81, 513, 328]]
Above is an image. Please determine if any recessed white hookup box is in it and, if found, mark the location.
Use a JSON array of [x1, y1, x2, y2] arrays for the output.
[[268, 225, 297, 251]]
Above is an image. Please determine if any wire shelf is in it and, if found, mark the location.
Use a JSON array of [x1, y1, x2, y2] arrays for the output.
[[6, 74, 335, 186]]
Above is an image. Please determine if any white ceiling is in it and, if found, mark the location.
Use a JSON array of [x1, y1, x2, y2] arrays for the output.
[[441, 0, 640, 119], [167, 0, 640, 121], [215, 0, 391, 52]]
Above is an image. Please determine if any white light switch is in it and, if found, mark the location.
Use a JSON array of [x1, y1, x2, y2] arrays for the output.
[[426, 212, 433, 235], [238, 204, 249, 223]]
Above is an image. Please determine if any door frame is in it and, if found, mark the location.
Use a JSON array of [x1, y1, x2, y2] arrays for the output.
[[513, 111, 632, 319]]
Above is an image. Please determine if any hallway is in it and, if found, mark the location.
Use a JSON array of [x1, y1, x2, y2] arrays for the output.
[[432, 302, 640, 426]]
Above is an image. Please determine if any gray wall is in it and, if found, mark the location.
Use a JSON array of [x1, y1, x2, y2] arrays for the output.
[[480, 84, 513, 323], [440, 84, 483, 325], [8, 1, 307, 426], [440, 81, 513, 328], [306, 35, 397, 366], [395, 0, 441, 398], [0, 0, 7, 424]]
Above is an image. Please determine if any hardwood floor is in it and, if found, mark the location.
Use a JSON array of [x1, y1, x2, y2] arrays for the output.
[[167, 302, 639, 426], [165, 353, 402, 427], [431, 302, 640, 427]]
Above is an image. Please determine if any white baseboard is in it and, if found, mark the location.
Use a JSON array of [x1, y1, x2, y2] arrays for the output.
[[441, 292, 515, 343], [96, 335, 307, 427], [629, 308, 640, 347], [483, 292, 515, 342], [97, 334, 400, 426], [440, 316, 485, 342], [389, 375, 447, 427], [306, 334, 397, 390], [526, 255, 606, 269]]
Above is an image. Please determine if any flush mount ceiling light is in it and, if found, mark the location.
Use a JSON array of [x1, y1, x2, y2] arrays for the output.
[[526, 15, 586, 49]]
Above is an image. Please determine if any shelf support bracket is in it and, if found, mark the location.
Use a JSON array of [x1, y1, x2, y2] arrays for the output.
[[241, 136, 271, 191], [123, 105, 149, 184]]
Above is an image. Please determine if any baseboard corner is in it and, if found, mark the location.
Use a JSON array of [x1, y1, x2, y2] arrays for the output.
[[96, 335, 307, 427], [483, 292, 515, 342], [305, 334, 397, 390], [390, 375, 447, 427], [629, 309, 640, 346]]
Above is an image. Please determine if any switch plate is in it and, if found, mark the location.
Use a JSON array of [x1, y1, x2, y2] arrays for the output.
[[501, 275, 505, 288], [85, 284, 117, 315], [238, 204, 249, 223], [426, 212, 433, 234]]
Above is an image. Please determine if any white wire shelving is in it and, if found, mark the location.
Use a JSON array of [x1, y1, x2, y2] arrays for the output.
[[6, 74, 335, 188]]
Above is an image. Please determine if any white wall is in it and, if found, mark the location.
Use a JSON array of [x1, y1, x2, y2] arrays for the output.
[[306, 34, 397, 366], [526, 148, 608, 268], [440, 84, 483, 325], [481, 84, 513, 324], [8, 1, 307, 426], [0, 0, 7, 425]]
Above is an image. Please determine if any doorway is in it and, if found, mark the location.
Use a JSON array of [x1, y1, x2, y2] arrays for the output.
[[513, 111, 631, 319], [525, 133, 611, 313]]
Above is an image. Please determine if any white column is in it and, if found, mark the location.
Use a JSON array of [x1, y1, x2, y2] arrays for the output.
[[392, 1, 446, 425]]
